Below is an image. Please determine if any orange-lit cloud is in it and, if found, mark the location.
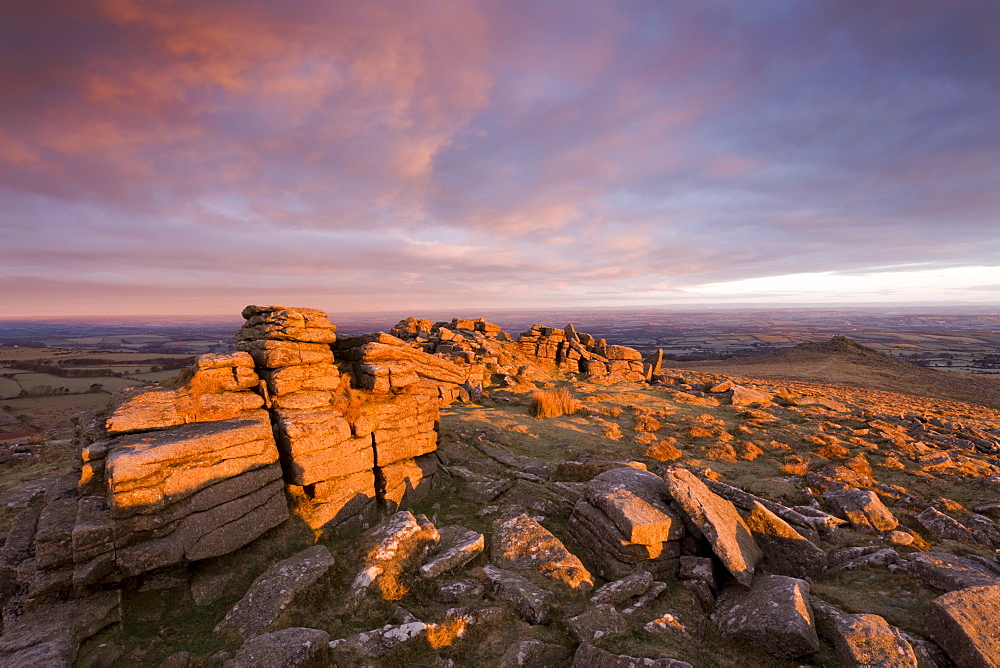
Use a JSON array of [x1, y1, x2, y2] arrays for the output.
[[1, 0, 998, 317]]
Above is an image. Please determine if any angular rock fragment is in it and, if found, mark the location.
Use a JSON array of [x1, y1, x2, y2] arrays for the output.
[[663, 467, 762, 586], [346, 511, 439, 609], [711, 574, 820, 660], [823, 489, 898, 533], [419, 525, 484, 579], [498, 639, 568, 667], [916, 507, 977, 543], [329, 622, 428, 658], [590, 572, 653, 606], [811, 598, 919, 667], [483, 564, 555, 624], [905, 551, 1000, 591], [564, 603, 627, 642], [0, 590, 121, 666], [925, 585, 1000, 667], [224, 627, 330, 668], [215, 545, 334, 641], [492, 513, 592, 591], [571, 643, 693, 667], [744, 501, 827, 579]]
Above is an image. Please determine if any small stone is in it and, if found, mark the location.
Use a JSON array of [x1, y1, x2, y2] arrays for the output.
[[498, 639, 569, 667], [590, 572, 653, 606], [224, 627, 330, 667], [483, 564, 555, 625]]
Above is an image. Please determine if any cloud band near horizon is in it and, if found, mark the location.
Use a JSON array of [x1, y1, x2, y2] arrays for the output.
[[1, 0, 998, 316]]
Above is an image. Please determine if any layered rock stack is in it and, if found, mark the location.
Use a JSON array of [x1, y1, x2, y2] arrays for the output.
[[0, 351, 292, 602], [234, 306, 443, 532], [235, 305, 378, 532], [390, 317, 659, 384], [567, 467, 684, 579], [519, 324, 649, 382], [337, 332, 481, 405]]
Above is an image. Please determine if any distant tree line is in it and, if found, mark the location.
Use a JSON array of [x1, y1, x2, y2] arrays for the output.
[[10, 357, 193, 378]]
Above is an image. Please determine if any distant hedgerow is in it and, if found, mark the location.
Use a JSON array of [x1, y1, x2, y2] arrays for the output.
[[530, 388, 581, 418]]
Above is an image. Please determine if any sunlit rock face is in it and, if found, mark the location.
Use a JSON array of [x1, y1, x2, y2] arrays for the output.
[[17, 304, 453, 595]]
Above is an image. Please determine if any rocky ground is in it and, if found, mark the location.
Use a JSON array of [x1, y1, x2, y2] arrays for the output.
[[0, 324, 998, 667]]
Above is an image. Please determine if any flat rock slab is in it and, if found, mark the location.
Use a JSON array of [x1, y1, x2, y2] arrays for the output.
[[744, 501, 827, 579], [223, 627, 330, 667], [564, 603, 627, 642], [0, 589, 121, 666], [663, 467, 762, 586], [346, 511, 440, 610], [571, 643, 693, 667], [590, 572, 653, 606], [925, 585, 1000, 668], [498, 639, 568, 667], [492, 513, 593, 591], [585, 478, 683, 546], [215, 545, 334, 641], [483, 564, 555, 624], [105, 411, 278, 516], [812, 599, 918, 668], [712, 574, 820, 660], [419, 525, 484, 579], [823, 489, 898, 532], [905, 552, 1000, 591], [916, 507, 977, 543], [329, 622, 428, 658]]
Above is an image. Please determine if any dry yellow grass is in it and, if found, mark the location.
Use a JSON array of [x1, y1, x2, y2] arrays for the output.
[[529, 387, 581, 418]]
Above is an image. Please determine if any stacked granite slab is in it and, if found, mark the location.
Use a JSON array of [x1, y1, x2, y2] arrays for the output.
[[567, 467, 683, 579], [337, 332, 481, 405], [235, 305, 375, 532], [366, 393, 440, 512], [21, 351, 291, 594], [518, 324, 648, 382]]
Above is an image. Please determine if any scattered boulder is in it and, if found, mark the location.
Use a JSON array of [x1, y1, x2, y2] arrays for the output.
[[483, 564, 556, 624], [811, 598, 919, 667], [491, 513, 592, 591], [916, 507, 977, 543], [329, 622, 428, 658], [925, 585, 1000, 667], [419, 525, 484, 579], [744, 501, 827, 579], [0, 590, 121, 666], [905, 551, 1000, 591], [224, 627, 330, 667], [563, 603, 627, 642], [345, 511, 440, 610], [823, 489, 898, 532], [214, 545, 334, 641], [498, 639, 568, 667], [571, 643, 693, 667], [590, 572, 653, 606], [711, 574, 820, 660], [663, 466, 762, 586]]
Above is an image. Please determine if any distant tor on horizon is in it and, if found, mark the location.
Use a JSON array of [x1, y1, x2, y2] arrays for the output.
[[674, 335, 1000, 411]]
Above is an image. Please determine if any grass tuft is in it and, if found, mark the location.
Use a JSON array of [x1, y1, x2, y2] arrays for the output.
[[529, 387, 581, 418]]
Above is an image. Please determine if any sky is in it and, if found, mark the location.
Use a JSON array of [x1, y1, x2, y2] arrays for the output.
[[1, 0, 998, 318]]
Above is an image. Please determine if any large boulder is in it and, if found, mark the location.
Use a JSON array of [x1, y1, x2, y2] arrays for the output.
[[492, 513, 592, 591], [924, 585, 1000, 667], [483, 564, 556, 624], [823, 489, 898, 532], [571, 643, 693, 667], [744, 501, 827, 579], [345, 511, 440, 609], [215, 545, 335, 641], [419, 525, 484, 579], [711, 574, 820, 660], [811, 598, 918, 667], [905, 551, 1000, 591], [663, 467, 762, 586], [223, 627, 330, 667]]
